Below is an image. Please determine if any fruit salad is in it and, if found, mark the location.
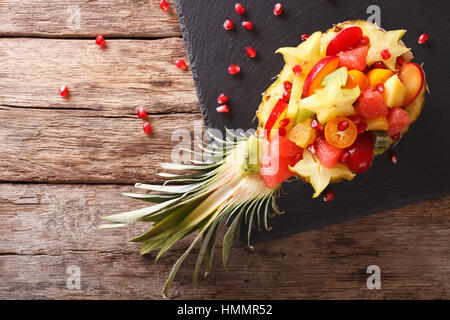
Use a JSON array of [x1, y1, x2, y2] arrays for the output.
[[257, 20, 426, 197]]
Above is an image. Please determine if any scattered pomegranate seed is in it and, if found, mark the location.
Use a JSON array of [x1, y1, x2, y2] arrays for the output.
[[235, 3, 245, 15], [360, 36, 370, 45], [283, 81, 292, 91], [323, 189, 335, 202], [278, 127, 287, 137], [279, 118, 290, 128], [380, 48, 391, 60], [389, 151, 398, 164], [217, 93, 228, 104], [391, 133, 401, 141], [273, 3, 283, 16], [292, 65, 303, 76], [59, 85, 68, 97], [216, 105, 230, 113], [340, 151, 350, 163], [290, 152, 303, 166], [175, 59, 187, 70], [159, 0, 170, 12], [376, 83, 385, 93], [137, 107, 147, 119], [301, 34, 310, 41], [95, 35, 105, 46], [242, 21, 254, 30], [307, 144, 316, 154], [418, 33, 429, 45], [282, 91, 291, 102], [143, 122, 152, 135], [310, 119, 323, 131], [357, 122, 367, 135], [228, 64, 240, 75], [223, 19, 235, 30], [245, 46, 256, 58], [337, 120, 349, 131]]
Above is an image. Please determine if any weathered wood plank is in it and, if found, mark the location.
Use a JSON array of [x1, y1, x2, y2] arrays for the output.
[[0, 0, 181, 37], [0, 183, 448, 299], [0, 107, 203, 183], [0, 38, 198, 115]]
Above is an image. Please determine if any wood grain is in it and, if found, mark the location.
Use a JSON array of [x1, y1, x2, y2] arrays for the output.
[[0, 106, 203, 183], [0, 0, 181, 37], [0, 183, 448, 299], [0, 38, 198, 115]]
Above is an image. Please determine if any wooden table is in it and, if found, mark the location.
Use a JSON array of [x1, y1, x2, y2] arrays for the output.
[[0, 1, 448, 299]]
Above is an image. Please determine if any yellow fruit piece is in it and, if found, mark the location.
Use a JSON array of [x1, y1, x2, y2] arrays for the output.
[[289, 149, 355, 198], [287, 119, 317, 148], [366, 116, 389, 131], [383, 74, 406, 107], [367, 68, 394, 87], [404, 83, 426, 124], [344, 70, 369, 91]]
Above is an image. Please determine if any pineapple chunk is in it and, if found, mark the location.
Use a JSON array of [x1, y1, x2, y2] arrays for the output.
[[383, 74, 406, 107], [289, 149, 355, 198], [366, 116, 389, 131], [287, 119, 316, 148]]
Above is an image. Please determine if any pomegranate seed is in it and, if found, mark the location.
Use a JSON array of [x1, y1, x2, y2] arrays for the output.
[[223, 19, 234, 30], [278, 127, 286, 137], [396, 56, 406, 66], [360, 36, 370, 45], [307, 144, 316, 154], [301, 34, 310, 41], [283, 81, 292, 91], [337, 120, 349, 131], [339, 151, 350, 163], [282, 91, 291, 102], [235, 3, 245, 15], [95, 35, 105, 46], [273, 3, 283, 16], [245, 46, 256, 58], [418, 33, 429, 45], [292, 65, 303, 76], [175, 59, 187, 70], [389, 151, 398, 164], [357, 122, 367, 135], [372, 61, 387, 69], [242, 21, 254, 30], [137, 107, 147, 119], [279, 118, 290, 128], [59, 85, 68, 97], [159, 0, 170, 12], [376, 83, 385, 93], [391, 133, 401, 141], [217, 93, 228, 104], [143, 122, 152, 135], [228, 64, 240, 75], [310, 119, 323, 131], [290, 152, 303, 167], [380, 48, 391, 60], [216, 105, 230, 113], [348, 115, 364, 126], [323, 189, 335, 202]]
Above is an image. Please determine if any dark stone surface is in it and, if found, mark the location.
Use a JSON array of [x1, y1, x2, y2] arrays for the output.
[[175, 0, 450, 242]]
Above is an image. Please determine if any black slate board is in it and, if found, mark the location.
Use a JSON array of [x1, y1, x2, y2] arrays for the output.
[[175, 0, 450, 242]]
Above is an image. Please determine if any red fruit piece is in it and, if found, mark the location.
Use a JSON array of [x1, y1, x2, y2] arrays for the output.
[[326, 26, 364, 56], [95, 35, 105, 46], [356, 89, 388, 119], [389, 151, 398, 164], [245, 46, 256, 58], [159, 0, 170, 12], [283, 81, 292, 91], [386, 107, 409, 136], [242, 21, 254, 30], [418, 33, 429, 45], [228, 64, 240, 75], [217, 93, 228, 104], [315, 136, 344, 169], [137, 107, 147, 119], [345, 131, 374, 174], [279, 118, 290, 128], [282, 91, 291, 102], [381, 48, 391, 60], [216, 105, 230, 113], [273, 3, 283, 16], [338, 45, 369, 72], [235, 3, 245, 15], [59, 85, 68, 97], [301, 34, 310, 41], [175, 59, 187, 70], [143, 122, 152, 135], [323, 189, 335, 202], [223, 19, 234, 30], [292, 65, 303, 76], [360, 36, 370, 45]]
